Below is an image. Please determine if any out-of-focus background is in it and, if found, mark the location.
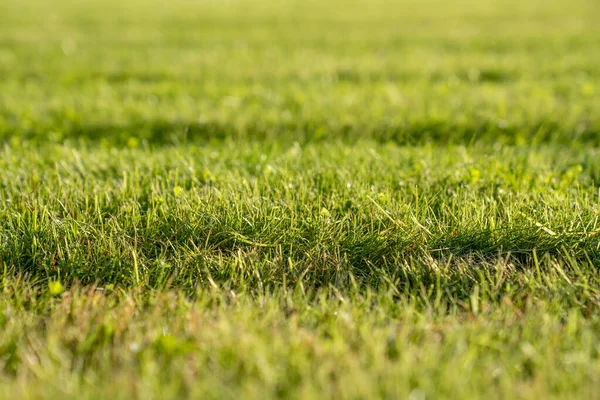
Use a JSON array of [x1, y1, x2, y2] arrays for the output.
[[1, 0, 598, 146]]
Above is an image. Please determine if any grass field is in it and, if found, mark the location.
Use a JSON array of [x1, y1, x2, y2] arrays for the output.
[[1, 0, 600, 398]]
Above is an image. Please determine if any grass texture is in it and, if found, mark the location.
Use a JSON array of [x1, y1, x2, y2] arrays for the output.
[[1, 0, 600, 398]]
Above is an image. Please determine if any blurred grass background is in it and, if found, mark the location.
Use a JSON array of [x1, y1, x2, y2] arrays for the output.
[[1, 0, 599, 146]]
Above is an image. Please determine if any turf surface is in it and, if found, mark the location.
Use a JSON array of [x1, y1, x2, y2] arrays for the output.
[[1, 0, 600, 398]]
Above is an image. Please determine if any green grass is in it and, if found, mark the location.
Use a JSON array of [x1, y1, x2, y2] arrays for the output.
[[1, 0, 600, 398]]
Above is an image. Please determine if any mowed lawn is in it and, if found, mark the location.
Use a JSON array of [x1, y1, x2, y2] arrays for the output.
[[1, 0, 600, 398]]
